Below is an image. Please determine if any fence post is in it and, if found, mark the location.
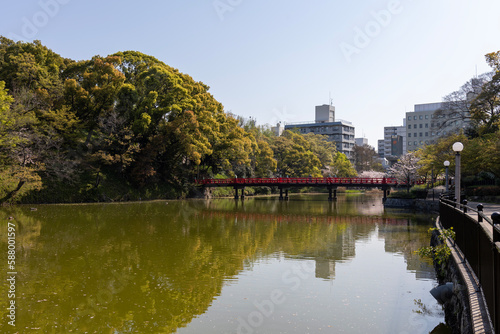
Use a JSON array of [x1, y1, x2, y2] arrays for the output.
[[463, 199, 468, 213], [477, 204, 483, 223], [493, 212, 500, 243]]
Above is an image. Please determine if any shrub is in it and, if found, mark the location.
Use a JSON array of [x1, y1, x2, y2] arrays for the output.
[[466, 185, 500, 197], [410, 187, 428, 199], [388, 191, 415, 199]]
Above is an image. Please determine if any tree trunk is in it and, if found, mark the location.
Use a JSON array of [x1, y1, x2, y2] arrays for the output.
[[0, 180, 26, 203]]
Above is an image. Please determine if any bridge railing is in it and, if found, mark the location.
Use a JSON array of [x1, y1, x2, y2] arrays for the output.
[[196, 177, 426, 186], [439, 198, 500, 332]]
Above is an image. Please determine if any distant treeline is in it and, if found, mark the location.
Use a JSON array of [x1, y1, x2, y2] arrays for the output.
[[0, 37, 359, 203]]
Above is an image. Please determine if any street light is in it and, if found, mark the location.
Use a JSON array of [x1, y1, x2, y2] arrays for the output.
[[444, 160, 450, 193], [452, 142, 464, 203]]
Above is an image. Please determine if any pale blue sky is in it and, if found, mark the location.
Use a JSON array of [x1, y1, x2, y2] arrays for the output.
[[2, 0, 500, 147]]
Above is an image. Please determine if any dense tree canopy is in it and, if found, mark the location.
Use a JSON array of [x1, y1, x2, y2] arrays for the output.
[[0, 38, 356, 203]]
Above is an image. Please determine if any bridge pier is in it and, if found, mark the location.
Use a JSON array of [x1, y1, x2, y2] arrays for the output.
[[383, 187, 389, 202], [279, 187, 289, 201], [234, 187, 245, 200], [328, 187, 337, 201]]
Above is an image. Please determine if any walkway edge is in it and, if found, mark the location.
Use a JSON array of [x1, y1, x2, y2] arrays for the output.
[[436, 217, 495, 334]]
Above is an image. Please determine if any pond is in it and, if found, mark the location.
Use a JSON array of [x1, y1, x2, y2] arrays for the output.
[[0, 193, 449, 333]]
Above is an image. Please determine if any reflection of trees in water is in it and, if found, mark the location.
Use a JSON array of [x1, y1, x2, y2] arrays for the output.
[[0, 199, 435, 333], [378, 217, 437, 279]]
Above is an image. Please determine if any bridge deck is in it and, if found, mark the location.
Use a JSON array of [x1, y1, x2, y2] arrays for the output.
[[197, 177, 424, 187]]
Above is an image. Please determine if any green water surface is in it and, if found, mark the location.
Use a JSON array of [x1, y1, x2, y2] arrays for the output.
[[0, 194, 449, 333]]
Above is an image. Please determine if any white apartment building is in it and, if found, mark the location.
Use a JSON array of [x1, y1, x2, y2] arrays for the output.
[[355, 137, 368, 146], [285, 104, 356, 161], [405, 102, 470, 151]]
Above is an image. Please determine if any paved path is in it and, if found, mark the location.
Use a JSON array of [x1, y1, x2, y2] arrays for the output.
[[466, 201, 500, 219]]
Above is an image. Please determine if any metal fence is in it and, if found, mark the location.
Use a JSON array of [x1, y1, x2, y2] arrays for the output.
[[439, 198, 500, 333]]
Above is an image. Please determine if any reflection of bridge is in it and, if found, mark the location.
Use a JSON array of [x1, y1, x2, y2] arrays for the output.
[[199, 209, 414, 225], [197, 177, 424, 200]]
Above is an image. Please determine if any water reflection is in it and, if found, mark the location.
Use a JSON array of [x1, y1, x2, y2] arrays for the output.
[[0, 194, 443, 333]]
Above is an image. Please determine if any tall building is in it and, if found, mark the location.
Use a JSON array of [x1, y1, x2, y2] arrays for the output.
[[405, 102, 470, 151], [285, 104, 356, 161], [377, 139, 385, 158], [355, 137, 368, 146], [382, 125, 406, 163], [271, 122, 284, 136]]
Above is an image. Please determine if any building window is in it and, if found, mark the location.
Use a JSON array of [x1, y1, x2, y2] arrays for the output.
[[425, 115, 429, 119], [414, 141, 417, 145], [419, 132, 423, 137], [408, 125, 411, 129], [413, 116, 417, 120], [425, 123, 428, 128], [414, 133, 417, 137], [408, 133, 411, 137], [408, 116, 411, 120], [408, 142, 412, 146], [419, 124, 423, 128], [419, 115, 423, 120], [425, 132, 428, 136], [413, 124, 417, 129]]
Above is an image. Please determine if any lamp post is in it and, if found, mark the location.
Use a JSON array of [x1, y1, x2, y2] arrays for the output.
[[452, 142, 464, 203], [444, 160, 450, 193]]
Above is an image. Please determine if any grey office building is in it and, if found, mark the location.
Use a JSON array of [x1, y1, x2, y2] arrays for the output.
[[284, 104, 355, 161]]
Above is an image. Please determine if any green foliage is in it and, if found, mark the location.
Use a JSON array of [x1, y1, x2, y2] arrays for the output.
[[465, 185, 500, 196], [353, 144, 384, 173], [388, 190, 415, 199], [410, 186, 428, 199], [268, 130, 322, 177], [0, 37, 358, 203], [332, 151, 358, 177], [469, 53, 500, 135], [415, 227, 455, 266]]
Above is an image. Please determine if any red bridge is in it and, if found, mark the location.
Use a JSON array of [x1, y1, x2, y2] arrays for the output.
[[197, 177, 424, 200]]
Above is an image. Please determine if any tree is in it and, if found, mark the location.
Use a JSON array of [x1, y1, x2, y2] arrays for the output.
[[303, 133, 337, 168], [269, 130, 323, 177], [64, 56, 126, 148], [415, 133, 468, 179], [330, 152, 357, 177], [0, 81, 43, 202], [460, 132, 500, 179], [437, 73, 491, 135], [352, 144, 383, 173], [469, 52, 500, 135], [388, 152, 420, 192], [254, 139, 277, 177]]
